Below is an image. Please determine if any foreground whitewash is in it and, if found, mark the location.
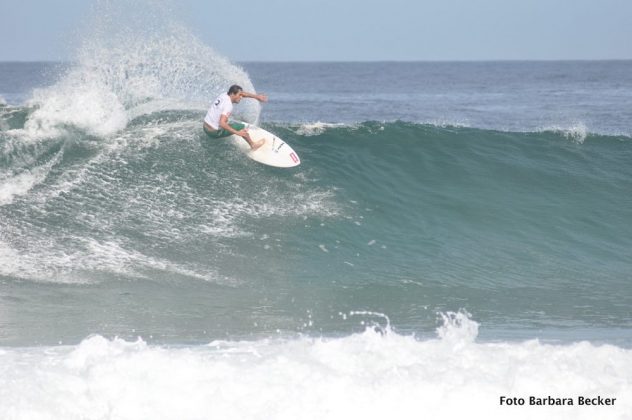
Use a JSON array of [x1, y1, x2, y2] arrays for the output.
[[0, 313, 630, 420]]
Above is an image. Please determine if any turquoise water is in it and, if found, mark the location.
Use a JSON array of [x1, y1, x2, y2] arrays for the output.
[[1, 109, 631, 345]]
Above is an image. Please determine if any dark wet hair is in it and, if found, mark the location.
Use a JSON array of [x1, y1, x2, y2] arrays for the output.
[[228, 85, 243, 95]]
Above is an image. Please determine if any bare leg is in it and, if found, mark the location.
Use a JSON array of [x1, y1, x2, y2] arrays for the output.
[[244, 133, 264, 150]]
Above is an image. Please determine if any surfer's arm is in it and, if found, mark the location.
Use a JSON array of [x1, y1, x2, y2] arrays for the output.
[[241, 91, 268, 103]]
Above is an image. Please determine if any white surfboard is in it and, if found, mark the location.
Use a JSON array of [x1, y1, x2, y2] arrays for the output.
[[231, 122, 300, 168]]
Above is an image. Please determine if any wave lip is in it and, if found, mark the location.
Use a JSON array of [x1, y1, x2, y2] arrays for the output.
[[538, 122, 589, 144], [15, 1, 259, 140]]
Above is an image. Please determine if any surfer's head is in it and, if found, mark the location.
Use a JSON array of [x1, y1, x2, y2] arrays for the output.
[[228, 85, 244, 103]]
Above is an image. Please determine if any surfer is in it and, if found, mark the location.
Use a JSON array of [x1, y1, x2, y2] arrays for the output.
[[203, 85, 267, 150]]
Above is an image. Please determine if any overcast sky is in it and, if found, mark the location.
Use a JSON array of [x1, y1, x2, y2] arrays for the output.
[[1, 0, 631, 61]]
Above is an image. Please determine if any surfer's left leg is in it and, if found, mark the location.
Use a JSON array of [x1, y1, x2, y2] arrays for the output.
[[230, 123, 263, 150], [203, 122, 263, 149], [244, 134, 264, 150]]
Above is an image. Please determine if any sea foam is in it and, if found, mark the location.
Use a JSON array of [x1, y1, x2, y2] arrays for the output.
[[0, 312, 629, 420]]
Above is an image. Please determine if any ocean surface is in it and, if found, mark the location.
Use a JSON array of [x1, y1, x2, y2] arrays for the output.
[[1, 9, 632, 420]]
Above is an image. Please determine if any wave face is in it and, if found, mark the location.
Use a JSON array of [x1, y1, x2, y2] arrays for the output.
[[2, 111, 631, 345]]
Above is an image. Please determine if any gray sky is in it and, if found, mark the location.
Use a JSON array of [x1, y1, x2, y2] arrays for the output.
[[1, 0, 631, 61]]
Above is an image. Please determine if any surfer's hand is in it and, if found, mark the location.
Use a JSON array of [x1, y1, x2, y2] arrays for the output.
[[256, 94, 268, 103]]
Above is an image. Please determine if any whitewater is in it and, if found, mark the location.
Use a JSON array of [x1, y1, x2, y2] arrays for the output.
[[1, 313, 631, 420], [1, 2, 632, 419]]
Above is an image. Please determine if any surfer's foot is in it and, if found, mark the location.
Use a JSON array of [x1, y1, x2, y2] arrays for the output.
[[250, 139, 265, 150]]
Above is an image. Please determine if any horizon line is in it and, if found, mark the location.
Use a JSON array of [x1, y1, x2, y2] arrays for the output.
[[2, 58, 632, 64]]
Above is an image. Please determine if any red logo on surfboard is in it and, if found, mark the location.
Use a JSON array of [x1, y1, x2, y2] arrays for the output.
[[290, 152, 299, 163]]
